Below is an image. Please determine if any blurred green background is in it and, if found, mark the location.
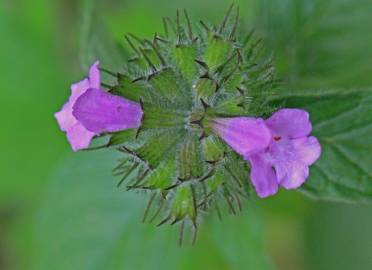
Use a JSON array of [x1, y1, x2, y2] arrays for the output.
[[0, 0, 372, 269]]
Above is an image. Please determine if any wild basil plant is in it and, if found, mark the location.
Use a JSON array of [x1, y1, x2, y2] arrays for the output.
[[55, 5, 370, 243]]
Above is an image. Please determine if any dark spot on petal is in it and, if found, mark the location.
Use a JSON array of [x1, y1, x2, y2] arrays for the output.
[[273, 136, 281, 141], [116, 106, 122, 112]]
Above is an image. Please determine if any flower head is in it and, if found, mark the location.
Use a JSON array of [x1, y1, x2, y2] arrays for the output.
[[53, 8, 317, 233], [54, 61, 100, 151], [55, 61, 143, 151], [212, 109, 321, 198], [246, 109, 321, 198]]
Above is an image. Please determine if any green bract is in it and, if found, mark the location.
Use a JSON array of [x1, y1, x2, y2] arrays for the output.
[[101, 6, 277, 237]]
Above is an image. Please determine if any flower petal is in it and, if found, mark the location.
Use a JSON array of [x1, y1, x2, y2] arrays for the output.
[[292, 136, 321, 165], [267, 137, 312, 189], [247, 154, 278, 198], [70, 79, 91, 103], [213, 117, 271, 156], [276, 161, 309, 189], [54, 79, 90, 132], [55, 102, 75, 132], [89, 61, 100, 89], [66, 123, 95, 152], [72, 88, 143, 133], [266, 108, 312, 139]]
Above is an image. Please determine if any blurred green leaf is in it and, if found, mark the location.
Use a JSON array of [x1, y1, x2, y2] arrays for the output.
[[304, 202, 372, 270], [80, 0, 127, 73], [32, 151, 274, 270], [272, 88, 372, 202], [256, 0, 372, 89]]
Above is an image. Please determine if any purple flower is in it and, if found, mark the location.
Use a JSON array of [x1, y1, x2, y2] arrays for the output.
[[54, 61, 143, 151], [72, 88, 143, 134], [212, 117, 272, 155], [247, 109, 321, 198], [213, 109, 321, 198]]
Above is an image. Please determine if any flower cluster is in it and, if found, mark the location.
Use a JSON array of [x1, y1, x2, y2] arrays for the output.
[[56, 62, 321, 198], [55, 8, 323, 234]]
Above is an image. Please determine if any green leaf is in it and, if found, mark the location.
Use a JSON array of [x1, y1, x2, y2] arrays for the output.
[[272, 88, 372, 202], [202, 135, 225, 163], [110, 73, 148, 102], [172, 45, 198, 86], [108, 129, 138, 146], [128, 47, 164, 73], [134, 129, 185, 169], [222, 71, 243, 92], [148, 67, 190, 106], [141, 102, 187, 129], [256, 0, 372, 88], [178, 135, 204, 180], [171, 184, 197, 222], [206, 170, 225, 194], [142, 157, 176, 190], [211, 95, 246, 116], [204, 34, 233, 70], [194, 77, 217, 100], [32, 151, 274, 270], [223, 152, 251, 194]]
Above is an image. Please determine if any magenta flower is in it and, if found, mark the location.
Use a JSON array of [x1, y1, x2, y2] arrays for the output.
[[247, 109, 321, 198], [54, 61, 143, 151], [213, 109, 321, 198], [72, 88, 143, 133]]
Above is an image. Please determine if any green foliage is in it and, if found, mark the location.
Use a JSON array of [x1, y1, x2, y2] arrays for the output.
[[108, 129, 138, 146], [141, 102, 187, 129], [271, 88, 372, 202], [148, 67, 189, 105], [110, 73, 147, 102], [134, 129, 185, 169], [172, 45, 198, 84], [171, 184, 197, 223], [201, 135, 225, 163], [204, 34, 233, 70], [305, 203, 372, 270], [194, 78, 217, 100], [178, 135, 203, 180], [256, 0, 372, 89], [142, 157, 176, 189], [80, 0, 127, 73]]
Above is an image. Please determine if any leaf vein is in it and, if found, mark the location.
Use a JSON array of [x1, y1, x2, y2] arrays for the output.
[[328, 142, 372, 179]]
